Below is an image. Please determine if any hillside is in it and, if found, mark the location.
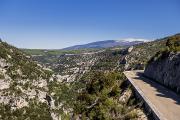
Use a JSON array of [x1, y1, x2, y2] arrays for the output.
[[0, 40, 55, 119], [123, 39, 167, 70], [62, 39, 145, 50], [25, 34, 174, 120], [0, 34, 179, 120], [0, 39, 148, 119], [144, 34, 180, 93]]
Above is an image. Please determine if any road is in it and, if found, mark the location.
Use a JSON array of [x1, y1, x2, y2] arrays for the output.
[[124, 70, 180, 120]]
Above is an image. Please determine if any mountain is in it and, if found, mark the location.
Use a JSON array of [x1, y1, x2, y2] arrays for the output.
[[1, 33, 179, 120], [62, 39, 148, 50], [1, 39, 148, 120], [24, 34, 175, 120]]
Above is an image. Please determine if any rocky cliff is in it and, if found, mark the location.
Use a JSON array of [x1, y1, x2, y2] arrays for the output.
[[144, 52, 180, 93], [0, 40, 59, 119], [144, 34, 180, 93]]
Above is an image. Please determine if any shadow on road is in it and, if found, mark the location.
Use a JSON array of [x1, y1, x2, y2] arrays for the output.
[[133, 72, 180, 105]]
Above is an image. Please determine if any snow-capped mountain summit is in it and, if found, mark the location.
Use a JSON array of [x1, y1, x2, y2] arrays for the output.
[[63, 39, 150, 50]]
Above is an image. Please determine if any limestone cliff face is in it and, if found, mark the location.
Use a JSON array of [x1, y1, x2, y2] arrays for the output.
[[144, 52, 180, 93]]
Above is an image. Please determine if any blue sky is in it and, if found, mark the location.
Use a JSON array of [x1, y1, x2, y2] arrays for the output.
[[0, 0, 180, 49]]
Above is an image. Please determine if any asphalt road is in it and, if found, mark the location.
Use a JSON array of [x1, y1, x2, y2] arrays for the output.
[[124, 70, 180, 120]]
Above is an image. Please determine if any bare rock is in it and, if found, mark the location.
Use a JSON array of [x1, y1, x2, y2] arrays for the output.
[[119, 89, 132, 103], [144, 52, 180, 93], [128, 46, 134, 53], [0, 79, 10, 90]]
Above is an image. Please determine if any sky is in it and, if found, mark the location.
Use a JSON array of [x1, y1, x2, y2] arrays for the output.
[[0, 0, 180, 49]]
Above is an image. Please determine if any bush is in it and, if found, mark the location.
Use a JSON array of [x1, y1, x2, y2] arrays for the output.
[[0, 100, 52, 120], [0, 72, 4, 79], [147, 36, 180, 64], [73, 71, 136, 119], [166, 36, 180, 52]]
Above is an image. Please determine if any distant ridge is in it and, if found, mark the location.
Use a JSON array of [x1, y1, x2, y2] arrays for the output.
[[62, 39, 148, 50]]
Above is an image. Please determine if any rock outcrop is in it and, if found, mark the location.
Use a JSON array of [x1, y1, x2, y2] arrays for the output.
[[144, 52, 180, 93], [0, 40, 60, 119], [123, 39, 167, 71]]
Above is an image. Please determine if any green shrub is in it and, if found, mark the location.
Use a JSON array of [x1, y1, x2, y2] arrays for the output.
[[147, 36, 180, 64], [166, 36, 180, 52], [0, 100, 52, 120], [0, 72, 4, 79], [73, 71, 137, 119]]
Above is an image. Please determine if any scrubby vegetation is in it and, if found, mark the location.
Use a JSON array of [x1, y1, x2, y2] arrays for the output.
[[148, 34, 180, 64], [124, 37, 168, 70], [73, 71, 139, 120], [166, 35, 180, 52], [0, 41, 52, 81], [3, 33, 179, 119], [23, 48, 100, 56], [91, 49, 122, 71], [144, 34, 180, 95], [0, 100, 51, 120], [38, 46, 146, 119], [0, 72, 4, 79], [0, 41, 55, 119]]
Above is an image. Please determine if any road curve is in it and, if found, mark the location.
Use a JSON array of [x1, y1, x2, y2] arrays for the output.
[[124, 70, 180, 120]]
